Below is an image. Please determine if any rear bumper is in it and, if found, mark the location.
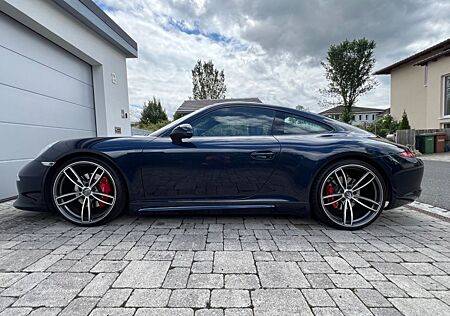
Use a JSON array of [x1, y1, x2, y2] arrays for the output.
[[377, 155, 424, 209], [13, 160, 50, 212]]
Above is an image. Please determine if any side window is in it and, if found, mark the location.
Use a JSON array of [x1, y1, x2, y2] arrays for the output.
[[274, 112, 331, 135], [191, 107, 275, 137]]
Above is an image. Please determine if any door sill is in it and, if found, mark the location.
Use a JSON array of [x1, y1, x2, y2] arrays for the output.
[[137, 204, 275, 212]]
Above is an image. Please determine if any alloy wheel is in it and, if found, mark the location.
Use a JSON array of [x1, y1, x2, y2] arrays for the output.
[[52, 161, 117, 224], [320, 164, 384, 228]]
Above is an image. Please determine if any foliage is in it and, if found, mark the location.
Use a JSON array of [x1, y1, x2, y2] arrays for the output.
[[135, 121, 170, 133], [192, 59, 227, 100], [364, 114, 399, 138], [140, 97, 168, 125], [173, 112, 187, 120], [296, 104, 310, 112], [320, 38, 378, 123], [398, 110, 411, 130]]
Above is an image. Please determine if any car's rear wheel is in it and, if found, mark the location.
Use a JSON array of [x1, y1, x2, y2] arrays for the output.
[[311, 159, 385, 230], [51, 157, 126, 226]]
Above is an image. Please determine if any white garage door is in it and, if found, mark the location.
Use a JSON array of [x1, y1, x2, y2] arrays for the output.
[[0, 12, 96, 200]]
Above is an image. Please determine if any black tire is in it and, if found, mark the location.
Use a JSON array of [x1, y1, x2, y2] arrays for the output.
[[310, 159, 386, 230], [50, 156, 127, 226]]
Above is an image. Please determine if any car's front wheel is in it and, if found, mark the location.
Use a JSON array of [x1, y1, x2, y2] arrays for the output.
[[311, 159, 386, 230], [51, 157, 126, 226]]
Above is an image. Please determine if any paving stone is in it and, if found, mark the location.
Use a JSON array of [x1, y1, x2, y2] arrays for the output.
[[305, 273, 335, 289], [210, 289, 250, 308], [356, 267, 387, 281], [0, 250, 49, 272], [390, 298, 450, 316], [79, 273, 118, 297], [0, 297, 15, 313], [169, 289, 210, 308], [0, 307, 32, 316], [252, 289, 312, 315], [169, 235, 206, 251], [192, 261, 213, 273], [0, 272, 49, 297], [257, 261, 309, 288], [272, 236, 314, 251], [24, 255, 63, 272], [98, 289, 132, 307], [327, 289, 372, 316], [328, 273, 372, 289], [90, 308, 136, 316], [302, 289, 335, 307], [126, 289, 170, 307], [13, 273, 93, 307], [194, 251, 214, 261], [324, 256, 355, 274], [195, 309, 224, 316], [91, 260, 129, 273], [28, 307, 61, 316], [214, 252, 255, 274], [0, 273, 26, 288], [401, 263, 446, 275], [224, 308, 252, 316], [59, 297, 98, 316], [135, 308, 194, 316], [355, 289, 392, 307], [372, 263, 412, 275], [370, 307, 403, 316], [386, 275, 433, 298], [145, 251, 175, 261], [113, 261, 170, 288], [188, 274, 223, 288], [298, 261, 334, 274], [162, 268, 190, 288], [312, 307, 344, 316], [371, 281, 408, 298], [225, 274, 260, 289]]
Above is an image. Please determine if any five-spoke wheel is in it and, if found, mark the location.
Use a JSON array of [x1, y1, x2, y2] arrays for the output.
[[312, 160, 385, 229], [51, 158, 125, 225]]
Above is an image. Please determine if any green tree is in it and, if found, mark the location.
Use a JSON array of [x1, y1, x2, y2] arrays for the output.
[[321, 38, 378, 123], [296, 104, 310, 112], [173, 112, 186, 120], [192, 60, 226, 100], [366, 114, 399, 138], [139, 97, 168, 125], [398, 110, 411, 130]]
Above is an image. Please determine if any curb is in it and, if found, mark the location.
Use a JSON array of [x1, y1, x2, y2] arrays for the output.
[[407, 201, 450, 222]]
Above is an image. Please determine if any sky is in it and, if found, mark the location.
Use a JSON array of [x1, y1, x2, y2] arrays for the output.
[[93, 0, 450, 121]]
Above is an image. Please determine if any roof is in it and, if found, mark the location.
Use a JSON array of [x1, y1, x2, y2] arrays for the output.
[[52, 0, 137, 58], [374, 38, 450, 75], [175, 98, 262, 114], [319, 106, 388, 115]]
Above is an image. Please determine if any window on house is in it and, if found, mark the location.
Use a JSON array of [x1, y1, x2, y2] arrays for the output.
[[372, 114, 375, 120], [445, 75, 450, 116], [365, 115, 369, 120], [424, 64, 428, 86], [359, 115, 362, 120]]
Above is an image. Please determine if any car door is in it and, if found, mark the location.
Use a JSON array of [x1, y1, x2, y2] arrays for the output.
[[140, 106, 281, 201]]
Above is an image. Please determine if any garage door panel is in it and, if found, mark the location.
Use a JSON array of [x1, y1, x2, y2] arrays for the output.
[[0, 12, 92, 85], [0, 123, 95, 162], [0, 47, 93, 108], [1, 85, 96, 131]]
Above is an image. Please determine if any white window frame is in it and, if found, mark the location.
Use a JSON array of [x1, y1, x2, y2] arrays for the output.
[[443, 74, 450, 118]]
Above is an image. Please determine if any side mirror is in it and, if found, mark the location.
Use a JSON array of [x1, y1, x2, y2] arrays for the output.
[[170, 124, 193, 143]]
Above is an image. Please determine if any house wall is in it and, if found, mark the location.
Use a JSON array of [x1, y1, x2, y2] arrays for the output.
[[427, 57, 450, 128], [0, 0, 132, 136], [390, 61, 428, 129]]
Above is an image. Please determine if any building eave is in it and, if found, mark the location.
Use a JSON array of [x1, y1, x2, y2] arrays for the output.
[[52, 0, 138, 58]]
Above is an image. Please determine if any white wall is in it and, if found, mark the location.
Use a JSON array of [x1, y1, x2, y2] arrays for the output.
[[0, 0, 133, 136]]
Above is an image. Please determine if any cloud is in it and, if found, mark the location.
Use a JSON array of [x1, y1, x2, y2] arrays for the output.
[[95, 0, 450, 119]]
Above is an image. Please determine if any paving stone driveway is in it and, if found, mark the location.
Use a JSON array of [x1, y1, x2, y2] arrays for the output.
[[1, 200, 450, 316]]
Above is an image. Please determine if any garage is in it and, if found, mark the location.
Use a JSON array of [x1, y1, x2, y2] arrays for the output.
[[0, 12, 96, 200]]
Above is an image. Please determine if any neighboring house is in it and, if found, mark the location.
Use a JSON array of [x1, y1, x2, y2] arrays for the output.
[[374, 38, 450, 129], [175, 98, 262, 117], [319, 106, 389, 125], [0, 0, 137, 200]]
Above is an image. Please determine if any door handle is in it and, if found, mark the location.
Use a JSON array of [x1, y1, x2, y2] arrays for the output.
[[250, 151, 275, 160]]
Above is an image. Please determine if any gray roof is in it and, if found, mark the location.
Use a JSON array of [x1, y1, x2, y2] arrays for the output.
[[52, 0, 137, 57], [319, 106, 389, 115], [175, 98, 262, 115], [374, 38, 450, 75]]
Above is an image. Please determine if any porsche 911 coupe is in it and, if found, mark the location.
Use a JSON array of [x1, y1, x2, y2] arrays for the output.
[[14, 102, 424, 229]]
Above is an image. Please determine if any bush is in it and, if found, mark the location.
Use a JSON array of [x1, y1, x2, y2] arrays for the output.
[[398, 110, 411, 130], [135, 120, 170, 132]]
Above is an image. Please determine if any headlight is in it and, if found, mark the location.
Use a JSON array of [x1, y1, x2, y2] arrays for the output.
[[35, 141, 58, 159]]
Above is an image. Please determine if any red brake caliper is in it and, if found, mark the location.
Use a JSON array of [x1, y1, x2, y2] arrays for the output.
[[325, 184, 338, 208], [98, 176, 111, 207]]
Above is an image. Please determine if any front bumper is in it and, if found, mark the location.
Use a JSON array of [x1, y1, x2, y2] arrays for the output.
[[13, 160, 52, 212]]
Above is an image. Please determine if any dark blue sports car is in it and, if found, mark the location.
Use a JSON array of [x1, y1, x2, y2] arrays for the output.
[[14, 102, 424, 229]]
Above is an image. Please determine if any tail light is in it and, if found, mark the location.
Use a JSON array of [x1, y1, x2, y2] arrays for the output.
[[399, 150, 415, 158]]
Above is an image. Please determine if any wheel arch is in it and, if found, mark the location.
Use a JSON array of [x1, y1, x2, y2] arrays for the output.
[[43, 150, 130, 209], [308, 152, 392, 207]]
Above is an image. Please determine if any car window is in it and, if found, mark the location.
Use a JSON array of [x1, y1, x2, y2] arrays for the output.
[[275, 112, 331, 135], [191, 107, 275, 137]]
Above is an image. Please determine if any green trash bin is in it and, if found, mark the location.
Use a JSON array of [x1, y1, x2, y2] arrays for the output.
[[415, 134, 435, 154]]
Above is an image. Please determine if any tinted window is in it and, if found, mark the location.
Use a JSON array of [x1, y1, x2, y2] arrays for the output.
[[191, 107, 274, 137], [274, 112, 331, 135]]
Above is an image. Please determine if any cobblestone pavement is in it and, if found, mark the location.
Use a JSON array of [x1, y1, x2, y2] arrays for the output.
[[1, 201, 450, 316]]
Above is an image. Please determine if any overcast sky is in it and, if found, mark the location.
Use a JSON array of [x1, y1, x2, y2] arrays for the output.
[[94, 0, 450, 120]]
